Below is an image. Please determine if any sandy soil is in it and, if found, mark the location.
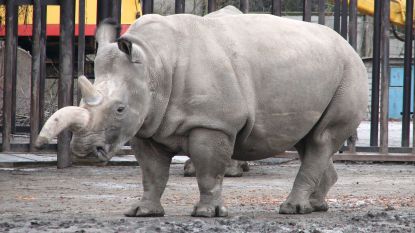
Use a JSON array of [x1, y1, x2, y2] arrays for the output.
[[1, 161, 415, 232]]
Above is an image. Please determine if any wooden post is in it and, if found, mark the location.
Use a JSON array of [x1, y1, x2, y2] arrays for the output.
[[380, 0, 390, 154], [30, 0, 42, 151], [2, 1, 18, 151], [58, 0, 75, 168]]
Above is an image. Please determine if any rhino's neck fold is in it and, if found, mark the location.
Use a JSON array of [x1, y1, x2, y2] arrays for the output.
[[123, 36, 173, 138]]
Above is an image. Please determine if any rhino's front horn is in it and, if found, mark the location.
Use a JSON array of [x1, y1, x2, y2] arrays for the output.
[[35, 106, 90, 148], [78, 75, 103, 106]]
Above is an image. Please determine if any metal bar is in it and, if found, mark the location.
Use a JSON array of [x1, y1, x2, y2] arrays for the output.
[[402, 0, 413, 147], [340, 0, 348, 39], [11, 4, 18, 134], [318, 0, 325, 25], [370, 0, 382, 147], [334, 0, 340, 32], [111, 0, 122, 25], [142, 0, 154, 14], [175, 0, 185, 14], [303, 0, 311, 22], [58, 0, 75, 168], [271, 0, 282, 16], [77, 0, 85, 105], [39, 3, 47, 127], [240, 0, 249, 13], [97, 0, 111, 24], [348, 0, 357, 49], [2, 2, 18, 151], [30, 0, 42, 151], [208, 0, 216, 13], [380, 0, 390, 154]]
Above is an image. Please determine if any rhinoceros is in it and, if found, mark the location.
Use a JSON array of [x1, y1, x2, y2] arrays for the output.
[[36, 11, 368, 217]]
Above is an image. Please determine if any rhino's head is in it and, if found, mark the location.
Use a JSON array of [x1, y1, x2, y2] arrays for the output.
[[36, 19, 152, 161]]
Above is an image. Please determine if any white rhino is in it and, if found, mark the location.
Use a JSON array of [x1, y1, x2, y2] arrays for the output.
[[36, 10, 368, 217]]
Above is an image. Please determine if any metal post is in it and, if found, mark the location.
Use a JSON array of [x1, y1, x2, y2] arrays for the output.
[[77, 0, 86, 105], [318, 0, 325, 25], [271, 0, 282, 16], [142, 0, 154, 14], [402, 0, 414, 147], [111, 0, 122, 24], [370, 0, 382, 147], [58, 0, 75, 168], [303, 0, 311, 22], [2, 1, 18, 151], [30, 0, 42, 151], [240, 0, 249, 13], [348, 0, 357, 50], [208, 0, 216, 13], [334, 0, 340, 32], [340, 0, 348, 39], [175, 0, 185, 14], [380, 0, 390, 154], [97, 0, 111, 24]]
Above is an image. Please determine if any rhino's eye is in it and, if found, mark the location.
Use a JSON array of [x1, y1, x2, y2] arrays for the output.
[[117, 106, 125, 113]]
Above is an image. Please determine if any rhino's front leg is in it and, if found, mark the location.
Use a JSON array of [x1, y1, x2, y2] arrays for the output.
[[189, 129, 234, 217], [125, 137, 172, 217]]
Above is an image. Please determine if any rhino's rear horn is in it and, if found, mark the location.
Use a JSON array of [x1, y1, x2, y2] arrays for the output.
[[78, 75, 103, 106], [95, 18, 120, 46]]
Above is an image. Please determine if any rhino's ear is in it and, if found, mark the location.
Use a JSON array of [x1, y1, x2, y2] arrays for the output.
[[117, 38, 142, 63], [96, 18, 120, 46]]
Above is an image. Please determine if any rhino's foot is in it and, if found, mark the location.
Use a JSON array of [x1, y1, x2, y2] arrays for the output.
[[224, 167, 243, 177], [310, 199, 329, 212], [191, 203, 228, 217], [241, 161, 250, 172], [124, 202, 165, 217], [279, 200, 313, 214]]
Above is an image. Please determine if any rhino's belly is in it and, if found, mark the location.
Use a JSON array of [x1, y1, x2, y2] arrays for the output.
[[232, 110, 322, 161]]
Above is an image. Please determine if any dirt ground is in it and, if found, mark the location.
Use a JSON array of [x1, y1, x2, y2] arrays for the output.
[[1, 160, 415, 232]]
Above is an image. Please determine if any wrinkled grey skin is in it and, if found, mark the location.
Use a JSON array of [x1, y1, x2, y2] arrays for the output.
[[37, 7, 368, 217], [184, 5, 250, 177]]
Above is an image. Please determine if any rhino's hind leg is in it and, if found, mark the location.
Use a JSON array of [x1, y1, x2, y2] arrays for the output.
[[125, 137, 172, 217], [189, 128, 234, 217], [309, 161, 338, 212]]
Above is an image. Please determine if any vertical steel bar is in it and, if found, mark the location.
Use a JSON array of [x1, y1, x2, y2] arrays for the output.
[[348, 0, 357, 50], [380, 0, 390, 154], [271, 0, 282, 16], [77, 0, 85, 105], [240, 0, 249, 13], [111, 0, 122, 24], [208, 0, 216, 13], [97, 0, 111, 24], [318, 0, 325, 25], [175, 0, 185, 13], [340, 0, 348, 39], [2, 2, 18, 151], [58, 0, 75, 168], [370, 0, 382, 147], [39, 4, 47, 127], [30, 0, 42, 151], [303, 0, 311, 22], [334, 0, 341, 32], [142, 0, 154, 14], [402, 0, 414, 147]]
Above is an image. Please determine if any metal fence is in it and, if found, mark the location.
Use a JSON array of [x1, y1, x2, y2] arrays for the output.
[[1, 0, 415, 168]]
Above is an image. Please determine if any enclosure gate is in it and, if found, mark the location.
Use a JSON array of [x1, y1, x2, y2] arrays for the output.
[[1, 0, 415, 168]]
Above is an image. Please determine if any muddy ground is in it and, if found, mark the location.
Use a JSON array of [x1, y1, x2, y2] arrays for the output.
[[1, 160, 415, 232]]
